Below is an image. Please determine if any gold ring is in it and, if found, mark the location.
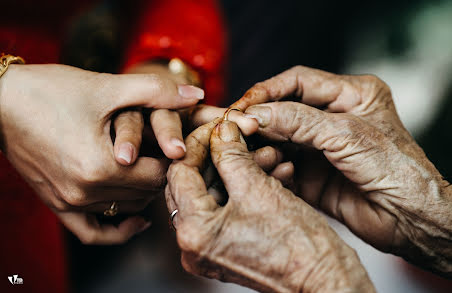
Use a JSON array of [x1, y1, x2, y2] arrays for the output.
[[104, 201, 118, 217], [223, 108, 242, 121], [0, 54, 25, 78]]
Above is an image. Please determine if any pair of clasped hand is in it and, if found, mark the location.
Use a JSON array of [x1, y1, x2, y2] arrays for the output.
[[2, 63, 451, 292]]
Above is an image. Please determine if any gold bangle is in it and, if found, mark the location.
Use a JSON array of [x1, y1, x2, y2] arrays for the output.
[[168, 58, 201, 87], [0, 54, 25, 153], [0, 54, 25, 78]]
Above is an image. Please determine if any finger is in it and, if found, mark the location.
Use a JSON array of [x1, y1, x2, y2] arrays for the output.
[[246, 101, 390, 187], [114, 110, 144, 165], [181, 105, 258, 136], [104, 74, 204, 110], [151, 109, 185, 159], [59, 212, 151, 245], [110, 156, 170, 190], [270, 161, 295, 187], [231, 65, 368, 112], [167, 121, 220, 220], [252, 146, 283, 171], [245, 101, 332, 148], [210, 121, 271, 202]]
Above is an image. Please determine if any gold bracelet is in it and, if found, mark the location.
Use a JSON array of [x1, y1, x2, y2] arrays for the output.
[[168, 58, 201, 87], [0, 54, 25, 78], [0, 54, 25, 153]]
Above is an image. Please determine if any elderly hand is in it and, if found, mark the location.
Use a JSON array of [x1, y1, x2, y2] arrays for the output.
[[0, 64, 204, 244], [236, 66, 452, 276], [165, 120, 375, 293]]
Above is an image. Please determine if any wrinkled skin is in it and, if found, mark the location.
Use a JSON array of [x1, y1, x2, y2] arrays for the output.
[[166, 120, 375, 293], [239, 66, 452, 277]]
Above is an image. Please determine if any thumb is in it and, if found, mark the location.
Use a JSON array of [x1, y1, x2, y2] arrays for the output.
[[210, 121, 270, 201], [245, 102, 338, 150], [245, 102, 390, 185], [103, 74, 204, 111]]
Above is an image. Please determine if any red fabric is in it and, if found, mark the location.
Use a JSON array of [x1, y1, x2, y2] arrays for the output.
[[0, 3, 79, 292], [0, 1, 225, 292], [123, 0, 226, 105], [0, 157, 67, 293]]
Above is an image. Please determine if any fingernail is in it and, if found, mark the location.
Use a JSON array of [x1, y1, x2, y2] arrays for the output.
[[138, 221, 152, 234], [118, 143, 134, 164], [178, 84, 204, 100], [243, 113, 263, 125], [245, 106, 272, 127], [219, 121, 241, 142], [171, 138, 187, 152]]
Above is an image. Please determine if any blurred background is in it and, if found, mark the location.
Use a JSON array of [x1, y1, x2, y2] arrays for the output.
[[60, 0, 452, 292]]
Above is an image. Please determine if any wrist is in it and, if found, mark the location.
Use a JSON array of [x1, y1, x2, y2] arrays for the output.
[[250, 231, 374, 292], [0, 55, 25, 152], [395, 178, 452, 277], [301, 246, 375, 293], [0, 65, 13, 152]]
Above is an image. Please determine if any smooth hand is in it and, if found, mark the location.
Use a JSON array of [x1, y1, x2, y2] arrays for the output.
[[0, 64, 203, 244]]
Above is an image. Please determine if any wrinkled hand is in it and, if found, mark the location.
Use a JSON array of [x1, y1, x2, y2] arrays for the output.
[[0, 64, 203, 244], [238, 66, 452, 276], [165, 120, 374, 293]]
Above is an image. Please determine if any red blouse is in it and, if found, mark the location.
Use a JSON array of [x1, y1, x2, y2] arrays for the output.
[[0, 1, 225, 292]]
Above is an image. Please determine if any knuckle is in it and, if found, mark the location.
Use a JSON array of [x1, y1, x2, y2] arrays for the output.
[[112, 235, 129, 245], [360, 74, 392, 100], [255, 146, 279, 170], [292, 65, 305, 72], [259, 146, 278, 160], [177, 223, 205, 253], [167, 163, 191, 187], [253, 81, 266, 89], [78, 230, 98, 245], [90, 73, 115, 99], [331, 114, 387, 151], [335, 114, 361, 132], [251, 81, 271, 96], [145, 73, 165, 91], [284, 103, 323, 140], [62, 190, 87, 207], [52, 197, 73, 211], [116, 128, 141, 141], [167, 163, 180, 180], [44, 186, 73, 211], [333, 114, 366, 143], [361, 74, 386, 87], [76, 159, 110, 186], [116, 112, 143, 127], [220, 148, 253, 166]]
